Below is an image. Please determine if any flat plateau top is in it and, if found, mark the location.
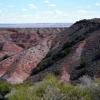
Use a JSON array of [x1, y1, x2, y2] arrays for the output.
[[0, 23, 72, 28]]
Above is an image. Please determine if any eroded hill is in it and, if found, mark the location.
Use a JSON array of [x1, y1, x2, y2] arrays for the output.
[[0, 19, 100, 84]]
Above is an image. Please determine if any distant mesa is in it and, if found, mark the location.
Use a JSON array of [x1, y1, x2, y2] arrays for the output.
[[0, 23, 72, 28]]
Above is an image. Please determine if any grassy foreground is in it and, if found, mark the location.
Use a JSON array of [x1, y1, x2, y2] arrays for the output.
[[0, 74, 100, 100]]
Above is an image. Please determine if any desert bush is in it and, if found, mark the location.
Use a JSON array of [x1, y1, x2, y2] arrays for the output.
[[8, 82, 40, 100], [79, 76, 100, 100], [0, 80, 12, 100], [7, 74, 100, 100], [42, 86, 65, 100], [0, 81, 12, 93], [95, 78, 100, 85], [13, 81, 33, 89], [41, 75, 93, 100], [8, 87, 40, 100], [59, 83, 92, 100], [8, 74, 59, 100]]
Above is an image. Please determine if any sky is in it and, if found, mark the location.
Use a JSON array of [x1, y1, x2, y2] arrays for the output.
[[0, 0, 100, 23]]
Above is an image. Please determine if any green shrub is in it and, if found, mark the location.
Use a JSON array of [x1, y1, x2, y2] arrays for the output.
[[8, 74, 59, 100], [0, 81, 12, 93], [8, 87, 40, 100], [42, 86, 65, 100], [0, 80, 12, 99], [95, 78, 100, 85], [8, 81, 40, 100], [41, 74, 93, 100], [7, 74, 100, 100], [13, 81, 33, 89], [85, 78, 100, 100]]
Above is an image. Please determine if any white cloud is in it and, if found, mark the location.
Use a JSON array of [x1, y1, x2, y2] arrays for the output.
[[77, 9, 96, 19], [44, 0, 56, 7], [0, 10, 2, 13], [55, 10, 62, 15], [44, 0, 49, 4], [7, 5, 15, 8], [22, 3, 38, 12], [22, 8, 28, 12], [77, 9, 88, 14], [0, 6, 99, 23], [96, 3, 100, 6], [48, 4, 56, 7], [28, 4, 37, 9]]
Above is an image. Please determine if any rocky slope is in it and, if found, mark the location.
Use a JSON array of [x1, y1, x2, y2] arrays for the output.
[[28, 19, 100, 83], [0, 19, 100, 84], [0, 28, 67, 84]]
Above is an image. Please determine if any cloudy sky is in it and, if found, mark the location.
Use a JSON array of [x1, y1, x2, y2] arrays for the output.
[[0, 0, 100, 23]]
